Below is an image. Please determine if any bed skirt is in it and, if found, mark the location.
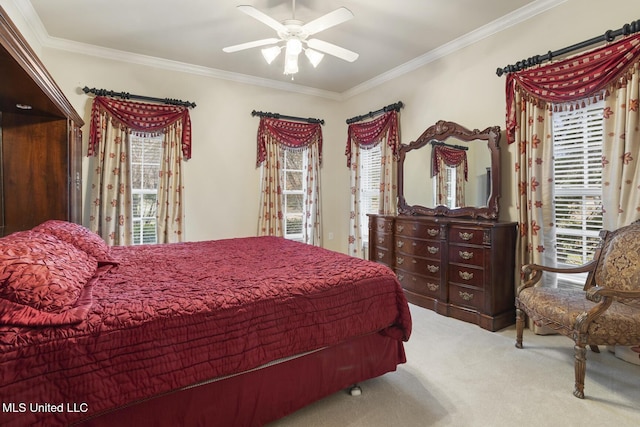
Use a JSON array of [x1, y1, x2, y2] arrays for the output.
[[77, 331, 406, 427]]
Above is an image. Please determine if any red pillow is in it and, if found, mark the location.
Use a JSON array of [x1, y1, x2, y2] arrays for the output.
[[32, 220, 113, 263], [0, 231, 98, 323]]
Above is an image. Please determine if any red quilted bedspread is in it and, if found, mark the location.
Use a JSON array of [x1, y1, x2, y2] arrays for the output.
[[0, 237, 411, 426]]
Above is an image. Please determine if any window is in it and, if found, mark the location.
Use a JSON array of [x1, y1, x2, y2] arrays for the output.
[[282, 148, 306, 241], [552, 101, 604, 287], [359, 145, 382, 248], [130, 134, 162, 245]]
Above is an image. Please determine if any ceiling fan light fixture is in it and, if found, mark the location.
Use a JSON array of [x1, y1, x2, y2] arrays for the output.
[[283, 38, 303, 75], [304, 48, 324, 68], [284, 52, 299, 75], [261, 46, 282, 64], [285, 38, 303, 55]]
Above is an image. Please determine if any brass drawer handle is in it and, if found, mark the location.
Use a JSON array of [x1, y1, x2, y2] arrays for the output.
[[459, 291, 474, 301], [427, 228, 438, 236], [377, 237, 385, 244], [428, 246, 438, 254], [397, 257, 404, 265], [427, 282, 439, 291], [377, 252, 385, 260], [397, 225, 405, 232], [397, 240, 404, 248], [459, 232, 474, 241], [459, 251, 474, 260], [397, 273, 404, 281], [427, 265, 439, 273], [459, 271, 474, 280]]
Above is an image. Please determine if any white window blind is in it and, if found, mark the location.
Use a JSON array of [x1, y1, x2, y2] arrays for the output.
[[130, 134, 162, 245], [282, 148, 306, 242], [359, 145, 382, 246], [552, 102, 604, 285]]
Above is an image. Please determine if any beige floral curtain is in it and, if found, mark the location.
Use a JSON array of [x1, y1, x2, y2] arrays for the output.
[[512, 96, 557, 288], [346, 111, 400, 257], [256, 117, 323, 245], [88, 113, 133, 245], [157, 122, 185, 243], [602, 62, 640, 229], [88, 96, 191, 245], [303, 142, 322, 245], [257, 133, 284, 237]]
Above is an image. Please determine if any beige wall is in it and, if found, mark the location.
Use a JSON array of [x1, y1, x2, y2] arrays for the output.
[[2, 0, 634, 253]]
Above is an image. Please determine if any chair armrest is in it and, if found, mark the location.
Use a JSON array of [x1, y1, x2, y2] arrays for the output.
[[586, 286, 640, 303], [576, 286, 640, 334], [517, 259, 598, 295]]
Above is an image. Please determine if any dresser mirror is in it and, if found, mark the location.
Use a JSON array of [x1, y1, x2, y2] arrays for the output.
[[397, 120, 501, 219]]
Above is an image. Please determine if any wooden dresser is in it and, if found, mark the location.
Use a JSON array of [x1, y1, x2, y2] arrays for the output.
[[369, 214, 517, 331]]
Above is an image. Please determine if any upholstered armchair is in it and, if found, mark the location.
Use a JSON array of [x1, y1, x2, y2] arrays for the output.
[[515, 220, 640, 398]]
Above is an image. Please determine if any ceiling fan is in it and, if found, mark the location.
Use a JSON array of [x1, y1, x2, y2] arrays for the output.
[[223, 1, 359, 76]]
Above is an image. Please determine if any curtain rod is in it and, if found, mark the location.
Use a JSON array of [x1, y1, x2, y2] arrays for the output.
[[251, 110, 324, 125], [496, 19, 640, 76], [346, 101, 403, 124], [430, 140, 468, 151], [82, 86, 196, 108]]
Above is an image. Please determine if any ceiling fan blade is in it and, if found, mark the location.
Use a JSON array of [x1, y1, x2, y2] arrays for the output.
[[302, 7, 354, 35], [307, 39, 359, 62], [237, 5, 288, 33], [223, 38, 280, 53]]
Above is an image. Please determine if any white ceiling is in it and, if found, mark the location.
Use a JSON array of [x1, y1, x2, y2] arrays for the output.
[[22, 0, 563, 98]]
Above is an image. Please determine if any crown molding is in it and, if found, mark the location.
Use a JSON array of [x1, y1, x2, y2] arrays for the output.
[[342, 0, 567, 99], [11, 0, 566, 101]]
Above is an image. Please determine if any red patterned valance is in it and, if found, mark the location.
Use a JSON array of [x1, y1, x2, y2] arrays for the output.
[[506, 33, 640, 144], [256, 118, 323, 166], [345, 111, 399, 167], [432, 145, 468, 181], [88, 96, 192, 158]]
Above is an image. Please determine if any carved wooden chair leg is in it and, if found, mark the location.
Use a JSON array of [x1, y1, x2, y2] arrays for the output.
[[515, 308, 524, 349], [573, 343, 587, 398]]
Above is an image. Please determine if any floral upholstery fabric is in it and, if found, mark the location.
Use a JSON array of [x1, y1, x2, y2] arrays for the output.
[[516, 287, 640, 345], [595, 222, 640, 296]]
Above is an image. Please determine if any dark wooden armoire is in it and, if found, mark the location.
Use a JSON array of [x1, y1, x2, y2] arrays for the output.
[[0, 7, 84, 236]]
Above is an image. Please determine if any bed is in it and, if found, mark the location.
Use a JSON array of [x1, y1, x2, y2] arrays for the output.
[[0, 221, 412, 426]]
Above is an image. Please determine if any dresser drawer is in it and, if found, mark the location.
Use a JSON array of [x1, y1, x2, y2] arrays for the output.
[[396, 269, 441, 298], [449, 264, 484, 288], [372, 216, 394, 233], [395, 237, 441, 259], [395, 220, 441, 239], [449, 226, 485, 245], [449, 284, 484, 310], [372, 247, 393, 266], [396, 254, 441, 278], [374, 232, 392, 248], [448, 245, 484, 267]]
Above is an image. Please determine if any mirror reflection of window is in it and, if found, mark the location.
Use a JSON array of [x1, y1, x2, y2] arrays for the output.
[[432, 144, 467, 208], [433, 165, 458, 208]]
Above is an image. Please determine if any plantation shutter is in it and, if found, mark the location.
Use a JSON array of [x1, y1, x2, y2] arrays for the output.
[[552, 102, 604, 271], [360, 146, 382, 244]]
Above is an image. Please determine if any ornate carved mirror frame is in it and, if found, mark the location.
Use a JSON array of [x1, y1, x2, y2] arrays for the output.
[[397, 120, 502, 220]]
